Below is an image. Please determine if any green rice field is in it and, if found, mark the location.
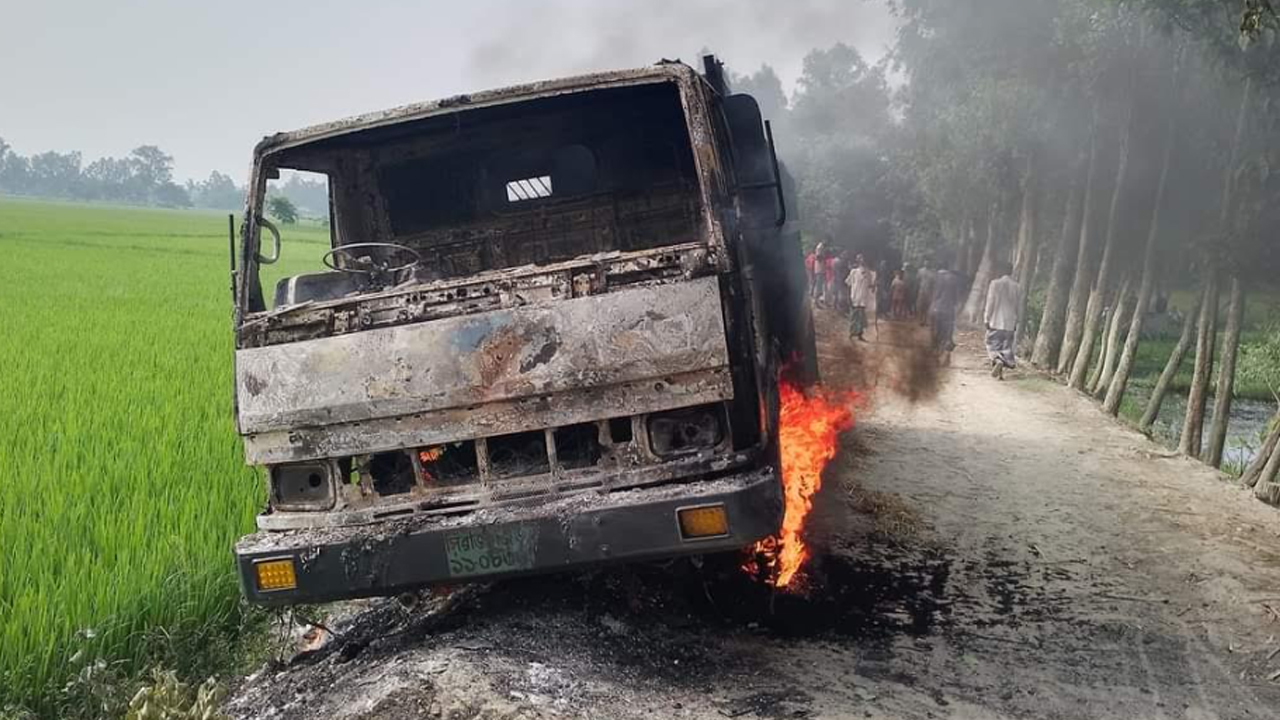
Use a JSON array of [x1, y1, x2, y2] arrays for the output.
[[0, 198, 325, 716]]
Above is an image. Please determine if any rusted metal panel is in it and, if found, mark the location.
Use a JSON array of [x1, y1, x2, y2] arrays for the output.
[[236, 275, 730, 436], [243, 367, 731, 465]]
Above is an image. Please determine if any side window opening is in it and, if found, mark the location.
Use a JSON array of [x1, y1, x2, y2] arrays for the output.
[[259, 169, 340, 308]]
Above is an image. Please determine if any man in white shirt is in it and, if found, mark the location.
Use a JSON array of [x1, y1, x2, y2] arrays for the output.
[[984, 262, 1022, 380], [846, 254, 877, 341]]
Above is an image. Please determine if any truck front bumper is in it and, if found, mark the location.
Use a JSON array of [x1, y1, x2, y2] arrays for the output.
[[234, 468, 781, 605]]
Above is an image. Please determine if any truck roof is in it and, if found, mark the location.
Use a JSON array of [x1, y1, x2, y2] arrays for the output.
[[253, 62, 702, 160]]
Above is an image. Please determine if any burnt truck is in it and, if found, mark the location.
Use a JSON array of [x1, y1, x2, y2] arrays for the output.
[[231, 56, 816, 604]]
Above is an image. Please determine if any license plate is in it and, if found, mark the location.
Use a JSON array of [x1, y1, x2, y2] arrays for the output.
[[443, 525, 537, 578]]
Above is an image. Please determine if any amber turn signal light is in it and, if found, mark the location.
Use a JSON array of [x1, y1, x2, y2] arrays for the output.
[[254, 558, 298, 592], [677, 504, 729, 540]]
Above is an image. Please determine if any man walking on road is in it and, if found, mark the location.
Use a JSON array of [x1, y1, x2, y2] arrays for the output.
[[846, 254, 876, 341], [930, 264, 960, 358], [984, 262, 1021, 380]]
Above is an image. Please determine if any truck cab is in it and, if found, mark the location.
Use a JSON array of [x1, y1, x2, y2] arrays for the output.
[[231, 57, 815, 604]]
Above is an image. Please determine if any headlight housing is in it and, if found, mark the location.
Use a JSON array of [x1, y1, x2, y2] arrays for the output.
[[647, 404, 726, 456], [269, 461, 337, 511]]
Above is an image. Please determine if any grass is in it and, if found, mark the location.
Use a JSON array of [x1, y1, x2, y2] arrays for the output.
[[0, 197, 326, 716], [1121, 332, 1273, 401]]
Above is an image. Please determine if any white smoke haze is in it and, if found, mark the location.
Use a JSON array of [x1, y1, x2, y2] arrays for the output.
[[0, 0, 896, 181], [464, 0, 898, 90]]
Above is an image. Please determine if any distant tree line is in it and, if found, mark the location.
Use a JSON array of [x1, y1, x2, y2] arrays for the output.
[[0, 137, 328, 215], [0, 139, 191, 207]]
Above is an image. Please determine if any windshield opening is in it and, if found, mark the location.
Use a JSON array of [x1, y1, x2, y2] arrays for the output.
[[245, 81, 704, 313]]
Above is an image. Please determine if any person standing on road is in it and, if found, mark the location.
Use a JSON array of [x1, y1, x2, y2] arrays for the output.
[[876, 258, 891, 314], [804, 248, 818, 302], [902, 262, 916, 315], [890, 270, 909, 319], [822, 251, 839, 307], [930, 265, 960, 356], [809, 243, 826, 304], [830, 251, 849, 311], [846, 254, 877, 341], [984, 262, 1021, 380], [916, 262, 936, 326]]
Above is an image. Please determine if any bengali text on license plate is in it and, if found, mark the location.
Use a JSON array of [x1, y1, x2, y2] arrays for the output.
[[444, 525, 536, 578]]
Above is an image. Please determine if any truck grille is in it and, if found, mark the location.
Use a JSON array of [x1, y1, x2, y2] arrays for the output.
[[353, 408, 721, 504], [362, 419, 623, 500], [259, 405, 746, 530]]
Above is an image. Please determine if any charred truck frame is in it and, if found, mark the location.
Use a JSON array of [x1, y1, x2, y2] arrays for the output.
[[231, 57, 816, 604]]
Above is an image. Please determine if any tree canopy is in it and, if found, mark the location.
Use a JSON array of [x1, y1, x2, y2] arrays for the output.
[[266, 196, 299, 225]]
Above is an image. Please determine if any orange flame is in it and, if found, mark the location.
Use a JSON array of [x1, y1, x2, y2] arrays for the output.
[[746, 381, 855, 589]]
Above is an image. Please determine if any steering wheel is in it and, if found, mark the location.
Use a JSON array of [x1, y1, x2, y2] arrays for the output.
[[322, 243, 421, 277]]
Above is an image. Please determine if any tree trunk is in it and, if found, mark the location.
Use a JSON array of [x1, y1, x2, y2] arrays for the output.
[[1204, 277, 1246, 468], [1242, 412, 1280, 488], [955, 216, 971, 277], [1183, 78, 1251, 460], [1069, 98, 1136, 391], [1179, 270, 1219, 457], [1013, 152, 1040, 338], [1138, 299, 1197, 433], [1092, 277, 1132, 397], [967, 218, 983, 278], [1087, 277, 1124, 393], [1102, 268, 1153, 414], [962, 203, 998, 325], [1104, 84, 1179, 416], [1252, 441, 1280, 505], [1031, 154, 1085, 369], [1056, 121, 1103, 376]]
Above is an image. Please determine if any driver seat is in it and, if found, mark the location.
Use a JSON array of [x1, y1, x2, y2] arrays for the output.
[[273, 272, 359, 308]]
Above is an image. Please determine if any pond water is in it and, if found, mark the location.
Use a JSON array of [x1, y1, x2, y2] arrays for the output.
[[1141, 390, 1275, 471]]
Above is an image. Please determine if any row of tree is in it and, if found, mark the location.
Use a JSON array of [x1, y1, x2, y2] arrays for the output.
[[730, 0, 1280, 502], [884, 0, 1280, 501], [0, 139, 328, 215], [0, 141, 193, 207]]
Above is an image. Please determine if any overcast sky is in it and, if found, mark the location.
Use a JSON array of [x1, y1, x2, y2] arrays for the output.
[[1, 0, 897, 182]]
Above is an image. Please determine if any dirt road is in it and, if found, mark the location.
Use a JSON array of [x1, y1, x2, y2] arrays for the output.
[[228, 313, 1280, 720]]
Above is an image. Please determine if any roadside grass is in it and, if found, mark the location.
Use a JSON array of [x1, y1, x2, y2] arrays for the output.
[[1123, 333, 1273, 401], [0, 198, 323, 717], [1008, 375, 1057, 393]]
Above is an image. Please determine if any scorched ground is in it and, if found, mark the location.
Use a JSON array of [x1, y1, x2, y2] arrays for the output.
[[226, 317, 1280, 719]]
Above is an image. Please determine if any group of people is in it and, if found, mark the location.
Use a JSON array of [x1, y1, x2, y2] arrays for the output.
[[804, 245, 1023, 378]]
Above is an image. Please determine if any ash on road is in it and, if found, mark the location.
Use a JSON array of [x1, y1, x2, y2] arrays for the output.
[[227, 313, 1280, 720]]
